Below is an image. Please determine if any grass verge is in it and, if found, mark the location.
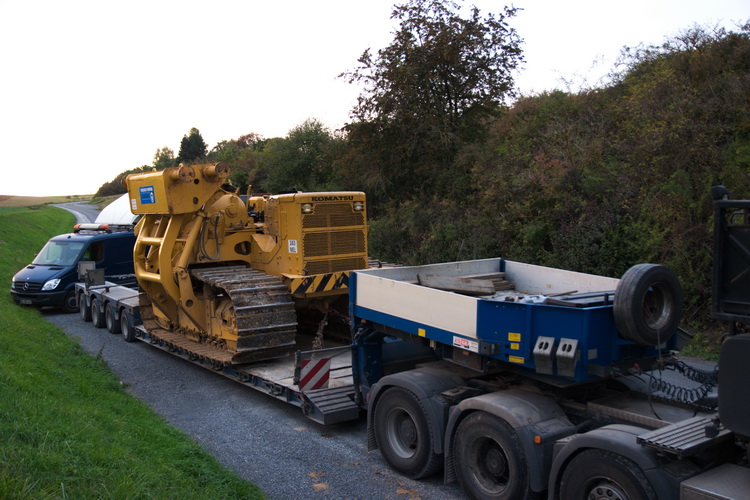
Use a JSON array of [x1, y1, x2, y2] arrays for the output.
[[0, 206, 262, 499]]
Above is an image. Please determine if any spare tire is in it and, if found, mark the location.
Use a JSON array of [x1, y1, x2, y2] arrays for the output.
[[613, 264, 683, 346]]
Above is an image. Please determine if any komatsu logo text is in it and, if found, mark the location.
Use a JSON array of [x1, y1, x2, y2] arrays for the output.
[[311, 196, 354, 202]]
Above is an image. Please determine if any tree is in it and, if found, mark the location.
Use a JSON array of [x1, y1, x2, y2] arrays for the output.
[[259, 119, 342, 193], [152, 146, 175, 170], [209, 133, 266, 192], [341, 0, 523, 203], [177, 127, 208, 163], [344, 0, 521, 135]]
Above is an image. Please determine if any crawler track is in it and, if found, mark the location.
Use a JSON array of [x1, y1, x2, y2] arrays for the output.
[[140, 265, 298, 366]]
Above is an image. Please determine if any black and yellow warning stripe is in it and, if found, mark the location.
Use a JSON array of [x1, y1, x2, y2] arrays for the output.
[[287, 271, 351, 298]]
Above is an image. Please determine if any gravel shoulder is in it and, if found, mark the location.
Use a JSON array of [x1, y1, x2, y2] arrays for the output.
[[45, 310, 464, 499]]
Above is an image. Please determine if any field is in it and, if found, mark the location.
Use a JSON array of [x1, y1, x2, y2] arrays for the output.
[[0, 205, 262, 499], [0, 195, 93, 207]]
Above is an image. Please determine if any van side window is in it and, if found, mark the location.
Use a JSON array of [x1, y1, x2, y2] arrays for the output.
[[88, 242, 104, 262]]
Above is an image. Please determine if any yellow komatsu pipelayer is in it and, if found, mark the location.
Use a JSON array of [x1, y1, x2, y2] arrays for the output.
[[125, 162, 369, 364]]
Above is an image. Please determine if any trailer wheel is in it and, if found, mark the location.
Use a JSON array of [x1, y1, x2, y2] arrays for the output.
[[559, 449, 656, 500], [61, 290, 77, 314], [373, 387, 441, 479], [79, 294, 92, 322], [613, 264, 682, 346], [453, 411, 533, 500], [121, 312, 137, 342], [105, 305, 121, 334], [91, 298, 105, 328]]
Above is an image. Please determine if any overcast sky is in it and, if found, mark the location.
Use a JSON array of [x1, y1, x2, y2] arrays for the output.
[[0, 0, 746, 197]]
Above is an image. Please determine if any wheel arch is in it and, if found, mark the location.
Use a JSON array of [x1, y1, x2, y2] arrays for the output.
[[444, 389, 575, 493], [548, 424, 676, 500], [366, 367, 465, 455]]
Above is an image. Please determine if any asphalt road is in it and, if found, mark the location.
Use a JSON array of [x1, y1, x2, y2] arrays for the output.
[[51, 201, 100, 224], [45, 310, 465, 500]]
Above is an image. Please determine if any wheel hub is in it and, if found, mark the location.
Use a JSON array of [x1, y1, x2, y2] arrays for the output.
[[586, 481, 629, 500], [485, 447, 508, 477], [398, 417, 417, 447]]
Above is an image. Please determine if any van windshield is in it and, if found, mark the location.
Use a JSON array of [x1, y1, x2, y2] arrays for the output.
[[32, 241, 86, 266]]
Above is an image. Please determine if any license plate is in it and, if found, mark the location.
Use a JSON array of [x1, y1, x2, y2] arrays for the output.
[[20, 299, 32, 305]]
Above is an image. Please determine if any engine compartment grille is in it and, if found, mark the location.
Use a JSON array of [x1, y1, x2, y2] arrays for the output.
[[302, 203, 364, 229], [305, 257, 369, 275], [301, 202, 367, 274]]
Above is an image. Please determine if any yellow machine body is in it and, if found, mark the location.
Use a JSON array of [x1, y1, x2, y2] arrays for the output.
[[125, 163, 368, 363]]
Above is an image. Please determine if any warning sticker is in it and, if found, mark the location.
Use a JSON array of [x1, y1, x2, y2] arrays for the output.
[[453, 336, 479, 353]]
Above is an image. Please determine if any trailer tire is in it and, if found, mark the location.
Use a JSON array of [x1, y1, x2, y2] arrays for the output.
[[79, 294, 92, 322], [105, 305, 121, 334], [121, 313, 136, 343], [91, 298, 105, 328], [373, 387, 442, 479], [613, 264, 682, 346], [559, 449, 657, 500], [61, 290, 77, 314], [453, 411, 533, 500]]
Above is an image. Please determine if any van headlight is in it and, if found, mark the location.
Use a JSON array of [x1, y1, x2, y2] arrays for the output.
[[42, 279, 61, 291]]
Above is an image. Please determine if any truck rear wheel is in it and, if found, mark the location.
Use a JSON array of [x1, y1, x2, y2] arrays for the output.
[[453, 411, 533, 500], [613, 264, 682, 346], [105, 305, 121, 334], [559, 449, 656, 500], [79, 294, 92, 322], [373, 387, 441, 479], [91, 298, 105, 328], [121, 312, 136, 342]]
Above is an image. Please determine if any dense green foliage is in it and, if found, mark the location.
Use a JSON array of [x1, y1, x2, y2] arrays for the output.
[[0, 206, 262, 499], [178, 127, 209, 164], [92, 3, 749, 330]]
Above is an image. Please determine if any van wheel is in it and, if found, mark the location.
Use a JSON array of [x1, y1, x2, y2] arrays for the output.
[[91, 298, 106, 328], [79, 295, 92, 322], [105, 305, 121, 334], [121, 313, 137, 342], [61, 291, 77, 314], [373, 387, 442, 479]]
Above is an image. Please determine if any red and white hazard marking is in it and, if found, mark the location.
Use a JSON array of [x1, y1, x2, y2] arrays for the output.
[[299, 358, 331, 391]]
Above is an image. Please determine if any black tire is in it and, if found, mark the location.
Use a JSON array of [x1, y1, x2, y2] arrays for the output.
[[559, 449, 657, 500], [373, 387, 442, 479], [79, 294, 92, 322], [121, 313, 137, 342], [91, 298, 105, 328], [105, 305, 121, 334], [613, 264, 682, 346], [453, 411, 533, 500], [61, 290, 77, 314]]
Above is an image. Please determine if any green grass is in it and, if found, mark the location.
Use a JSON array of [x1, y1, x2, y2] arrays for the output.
[[0, 206, 262, 499]]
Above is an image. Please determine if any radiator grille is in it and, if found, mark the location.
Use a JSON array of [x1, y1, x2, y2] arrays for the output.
[[303, 230, 366, 257], [300, 201, 367, 274], [305, 257, 369, 275], [13, 281, 42, 292], [302, 203, 364, 229]]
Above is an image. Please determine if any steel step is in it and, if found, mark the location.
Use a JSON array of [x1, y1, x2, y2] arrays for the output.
[[637, 416, 731, 458], [304, 385, 359, 425]]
